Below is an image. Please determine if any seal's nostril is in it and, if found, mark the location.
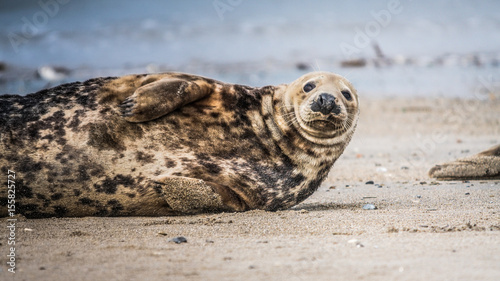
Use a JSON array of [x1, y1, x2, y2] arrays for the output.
[[311, 93, 339, 115], [318, 93, 335, 106], [317, 95, 324, 105], [311, 101, 321, 112]]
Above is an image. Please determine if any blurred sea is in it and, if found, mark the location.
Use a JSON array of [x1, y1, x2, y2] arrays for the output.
[[1, 0, 499, 98]]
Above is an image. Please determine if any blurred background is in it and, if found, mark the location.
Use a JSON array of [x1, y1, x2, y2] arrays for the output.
[[1, 0, 499, 98]]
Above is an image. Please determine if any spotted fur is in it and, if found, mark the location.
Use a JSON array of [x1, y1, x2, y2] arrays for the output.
[[0, 72, 359, 217]]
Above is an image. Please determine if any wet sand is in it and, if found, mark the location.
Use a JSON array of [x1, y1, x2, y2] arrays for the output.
[[1, 97, 499, 281]]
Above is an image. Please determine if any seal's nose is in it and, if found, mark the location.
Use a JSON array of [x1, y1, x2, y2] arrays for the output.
[[311, 93, 340, 115]]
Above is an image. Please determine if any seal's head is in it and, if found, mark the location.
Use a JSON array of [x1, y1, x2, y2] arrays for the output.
[[280, 71, 359, 144]]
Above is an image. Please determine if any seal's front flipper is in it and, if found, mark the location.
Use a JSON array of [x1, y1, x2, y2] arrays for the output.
[[477, 144, 500, 157], [152, 176, 247, 214], [120, 77, 213, 123], [429, 144, 500, 180]]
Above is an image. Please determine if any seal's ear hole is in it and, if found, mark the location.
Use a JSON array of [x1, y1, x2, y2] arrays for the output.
[[303, 83, 315, 93], [341, 90, 352, 101]]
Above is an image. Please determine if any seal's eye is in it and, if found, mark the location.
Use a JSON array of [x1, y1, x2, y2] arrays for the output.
[[303, 83, 315, 93], [341, 90, 352, 101]]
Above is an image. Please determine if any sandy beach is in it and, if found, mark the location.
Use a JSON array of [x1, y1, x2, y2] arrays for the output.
[[1, 97, 499, 281]]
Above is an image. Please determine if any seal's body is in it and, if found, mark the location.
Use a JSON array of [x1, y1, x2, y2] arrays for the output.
[[0, 72, 359, 218]]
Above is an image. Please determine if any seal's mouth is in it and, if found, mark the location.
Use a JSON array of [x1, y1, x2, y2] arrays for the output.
[[300, 111, 347, 127], [300, 98, 348, 125], [294, 100, 348, 138]]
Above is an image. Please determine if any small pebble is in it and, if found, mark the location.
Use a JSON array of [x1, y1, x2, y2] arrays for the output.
[[169, 236, 187, 244], [348, 239, 364, 247], [362, 204, 377, 210], [365, 180, 374, 185]]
